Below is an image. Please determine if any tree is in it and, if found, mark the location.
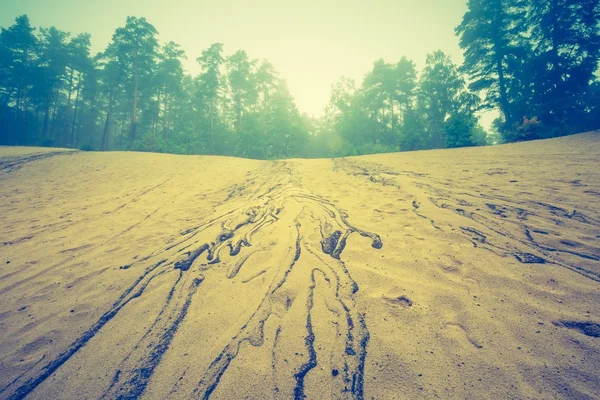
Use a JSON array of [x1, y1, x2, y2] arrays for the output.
[[527, 0, 600, 131], [581, 80, 600, 130], [444, 112, 478, 148], [107, 16, 158, 144], [398, 107, 427, 151], [362, 59, 394, 146], [4, 11, 595, 158], [393, 57, 418, 132], [96, 49, 124, 150], [36, 26, 69, 143], [196, 43, 224, 154], [156, 41, 185, 140], [66, 33, 92, 146], [360, 57, 418, 149], [0, 15, 38, 144], [77, 58, 101, 149], [226, 50, 256, 135], [253, 60, 279, 156], [456, 0, 528, 128], [267, 80, 307, 158], [325, 76, 361, 149], [418, 51, 465, 148]]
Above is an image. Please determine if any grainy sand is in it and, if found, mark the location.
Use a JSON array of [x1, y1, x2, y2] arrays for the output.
[[0, 132, 599, 399]]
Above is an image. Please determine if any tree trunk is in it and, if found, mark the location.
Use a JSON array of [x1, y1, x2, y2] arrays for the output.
[[76, 103, 85, 147], [550, 0, 560, 89], [262, 90, 269, 158], [102, 96, 112, 151], [496, 54, 512, 126], [210, 99, 215, 154], [390, 95, 394, 133], [64, 68, 74, 140], [49, 91, 59, 143], [42, 94, 51, 140], [70, 76, 81, 147], [120, 119, 125, 149], [153, 89, 161, 137], [86, 99, 96, 146], [163, 93, 168, 140], [34, 105, 41, 140], [15, 86, 21, 119], [66, 68, 74, 107], [22, 84, 28, 145], [237, 101, 242, 134], [130, 69, 138, 144]]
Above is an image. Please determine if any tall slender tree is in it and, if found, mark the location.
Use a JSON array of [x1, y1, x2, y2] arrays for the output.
[[0, 15, 38, 144], [527, 0, 600, 129], [156, 41, 185, 140], [36, 27, 69, 142], [196, 43, 224, 154], [418, 51, 465, 148], [226, 50, 256, 135], [96, 50, 123, 150], [456, 0, 528, 128], [107, 16, 158, 145], [66, 33, 92, 146]]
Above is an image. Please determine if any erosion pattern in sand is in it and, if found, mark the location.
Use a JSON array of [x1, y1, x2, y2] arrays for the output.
[[0, 132, 599, 399]]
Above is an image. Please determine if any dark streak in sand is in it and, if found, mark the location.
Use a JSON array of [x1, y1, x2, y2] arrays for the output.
[[2, 160, 382, 400]]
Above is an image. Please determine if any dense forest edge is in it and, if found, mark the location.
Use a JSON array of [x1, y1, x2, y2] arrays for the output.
[[1, 1, 599, 159]]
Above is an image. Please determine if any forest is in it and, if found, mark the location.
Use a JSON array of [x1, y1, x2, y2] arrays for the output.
[[0, 0, 599, 159]]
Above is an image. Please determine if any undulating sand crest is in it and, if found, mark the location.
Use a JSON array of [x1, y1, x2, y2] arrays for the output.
[[0, 132, 599, 399]]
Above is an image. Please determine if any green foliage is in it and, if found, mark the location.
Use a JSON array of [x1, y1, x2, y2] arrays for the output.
[[322, 50, 486, 154], [79, 143, 94, 151], [485, 124, 505, 145], [0, 15, 309, 159], [444, 112, 478, 148], [470, 124, 488, 146], [0, 15, 38, 144], [456, 0, 528, 127], [502, 116, 544, 142], [418, 51, 471, 149], [457, 0, 600, 143], [398, 108, 427, 151], [1, 5, 598, 158]]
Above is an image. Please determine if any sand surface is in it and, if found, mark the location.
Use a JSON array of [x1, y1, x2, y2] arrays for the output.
[[0, 133, 599, 399]]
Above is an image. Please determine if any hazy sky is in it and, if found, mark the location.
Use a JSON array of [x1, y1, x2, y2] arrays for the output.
[[1, 0, 475, 119]]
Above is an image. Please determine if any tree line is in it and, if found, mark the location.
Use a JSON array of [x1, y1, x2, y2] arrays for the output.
[[0, 16, 307, 158], [1, 0, 598, 158], [457, 0, 599, 142], [312, 0, 600, 156]]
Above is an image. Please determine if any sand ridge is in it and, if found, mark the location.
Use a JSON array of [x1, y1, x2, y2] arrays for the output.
[[0, 132, 599, 399]]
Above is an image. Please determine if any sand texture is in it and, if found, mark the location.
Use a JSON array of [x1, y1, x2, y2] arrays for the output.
[[0, 132, 599, 399]]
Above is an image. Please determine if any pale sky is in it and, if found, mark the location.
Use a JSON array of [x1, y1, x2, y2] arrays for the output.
[[2, 0, 494, 124]]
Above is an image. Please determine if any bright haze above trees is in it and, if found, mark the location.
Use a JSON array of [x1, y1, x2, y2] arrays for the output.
[[0, 1, 598, 158]]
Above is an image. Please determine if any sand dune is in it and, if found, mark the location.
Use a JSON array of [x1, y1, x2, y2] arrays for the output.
[[1, 132, 599, 399]]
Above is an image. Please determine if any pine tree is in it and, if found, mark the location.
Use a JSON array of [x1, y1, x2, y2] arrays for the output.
[[0, 15, 38, 144], [418, 51, 465, 148], [107, 16, 159, 145], [456, 0, 528, 128], [527, 0, 600, 132], [196, 43, 224, 154]]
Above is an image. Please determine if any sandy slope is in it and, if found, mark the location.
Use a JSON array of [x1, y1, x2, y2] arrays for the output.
[[0, 132, 599, 400]]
